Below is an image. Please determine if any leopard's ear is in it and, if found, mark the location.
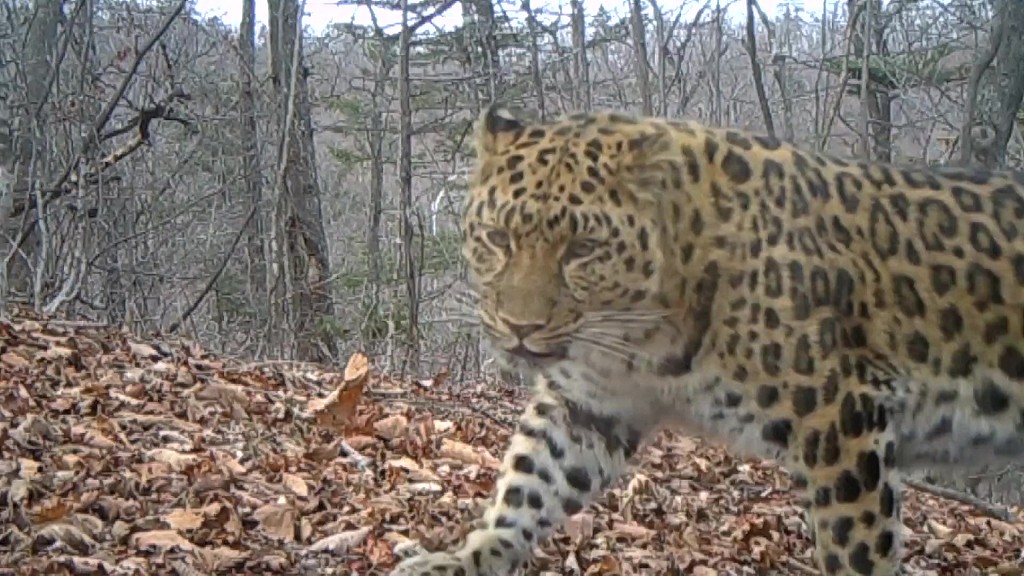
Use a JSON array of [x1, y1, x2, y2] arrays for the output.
[[474, 103, 525, 157]]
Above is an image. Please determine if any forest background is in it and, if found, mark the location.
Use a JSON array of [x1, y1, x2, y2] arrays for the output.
[[2, 0, 1023, 509]]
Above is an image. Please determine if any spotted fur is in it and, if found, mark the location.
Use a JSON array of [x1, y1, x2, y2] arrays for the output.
[[389, 105, 1024, 576]]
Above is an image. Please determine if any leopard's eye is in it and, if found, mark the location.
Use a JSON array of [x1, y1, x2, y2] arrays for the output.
[[564, 238, 601, 261], [485, 228, 511, 250]]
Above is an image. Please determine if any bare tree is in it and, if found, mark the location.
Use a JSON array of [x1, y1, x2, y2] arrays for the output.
[[239, 0, 266, 304], [629, 0, 653, 115], [6, 0, 64, 304], [521, 0, 547, 117], [397, 0, 420, 373], [745, 0, 776, 136], [267, 0, 338, 361], [570, 0, 592, 111], [960, 0, 1024, 167]]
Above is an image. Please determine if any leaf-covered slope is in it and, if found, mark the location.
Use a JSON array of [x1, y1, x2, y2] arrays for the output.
[[1, 315, 1022, 575]]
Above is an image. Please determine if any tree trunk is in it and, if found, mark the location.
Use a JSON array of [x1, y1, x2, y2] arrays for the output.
[[5, 0, 62, 304], [365, 29, 394, 302], [848, 0, 892, 162], [629, 0, 653, 115], [961, 0, 1024, 168], [466, 0, 502, 101], [268, 0, 338, 362], [570, 0, 591, 111], [745, 0, 776, 137], [398, 0, 420, 374], [522, 0, 546, 117], [239, 0, 266, 306]]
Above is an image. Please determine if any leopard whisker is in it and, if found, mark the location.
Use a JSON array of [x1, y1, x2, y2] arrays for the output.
[[580, 312, 674, 330], [572, 332, 663, 370], [571, 334, 636, 362], [584, 309, 678, 320]]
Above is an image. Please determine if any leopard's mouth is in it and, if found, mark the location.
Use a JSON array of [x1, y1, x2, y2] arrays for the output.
[[507, 343, 568, 363], [491, 341, 569, 373]]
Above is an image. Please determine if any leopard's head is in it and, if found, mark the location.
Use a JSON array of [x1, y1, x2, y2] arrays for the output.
[[461, 105, 691, 372]]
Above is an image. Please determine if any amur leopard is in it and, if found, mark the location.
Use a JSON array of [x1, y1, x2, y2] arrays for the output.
[[389, 104, 1024, 576]]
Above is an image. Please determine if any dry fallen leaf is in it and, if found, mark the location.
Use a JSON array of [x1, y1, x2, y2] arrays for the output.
[[307, 352, 369, 431], [1, 350, 30, 368], [146, 448, 198, 472], [9, 479, 30, 505], [438, 438, 501, 469], [18, 458, 41, 480], [163, 509, 204, 530], [129, 529, 194, 551], [28, 498, 71, 523], [195, 546, 250, 571], [307, 527, 372, 553], [252, 503, 296, 542], [282, 472, 309, 498], [127, 341, 161, 360], [34, 523, 98, 554], [2, 314, 1022, 576], [374, 415, 409, 439]]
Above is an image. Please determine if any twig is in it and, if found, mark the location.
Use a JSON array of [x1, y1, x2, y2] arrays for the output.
[[339, 440, 372, 471], [41, 319, 110, 329], [905, 478, 1016, 522], [166, 202, 258, 334], [55, 0, 188, 194]]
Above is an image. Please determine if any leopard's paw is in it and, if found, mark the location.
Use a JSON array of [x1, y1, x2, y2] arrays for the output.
[[388, 551, 476, 576]]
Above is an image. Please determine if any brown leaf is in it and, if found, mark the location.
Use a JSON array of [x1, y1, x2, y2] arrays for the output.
[[6, 311, 1022, 575], [282, 472, 309, 498], [39, 345, 76, 361], [374, 415, 409, 439], [307, 352, 370, 431], [18, 458, 41, 480], [344, 351, 370, 384], [307, 527, 372, 553], [146, 448, 198, 471], [1, 350, 30, 368], [34, 523, 98, 554], [130, 529, 194, 551], [253, 503, 296, 542], [195, 546, 250, 571], [127, 341, 161, 360], [438, 438, 501, 469], [28, 498, 71, 524], [71, 424, 119, 448], [162, 509, 204, 530]]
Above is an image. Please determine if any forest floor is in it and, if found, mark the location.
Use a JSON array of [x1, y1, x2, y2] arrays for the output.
[[1, 310, 1023, 576]]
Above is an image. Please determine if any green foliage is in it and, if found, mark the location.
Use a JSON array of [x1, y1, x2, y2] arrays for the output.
[[822, 45, 962, 92], [360, 300, 409, 342], [329, 96, 365, 120], [363, 37, 399, 63], [213, 269, 250, 318], [329, 145, 367, 168], [421, 230, 461, 274], [315, 315, 352, 340], [327, 229, 460, 343]]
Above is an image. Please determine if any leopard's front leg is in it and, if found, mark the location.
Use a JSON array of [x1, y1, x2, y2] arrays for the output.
[[390, 372, 649, 576]]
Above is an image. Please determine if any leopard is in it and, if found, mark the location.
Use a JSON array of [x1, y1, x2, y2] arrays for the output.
[[389, 103, 1024, 576]]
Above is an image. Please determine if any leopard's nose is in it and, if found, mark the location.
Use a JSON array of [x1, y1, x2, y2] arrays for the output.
[[505, 321, 545, 340]]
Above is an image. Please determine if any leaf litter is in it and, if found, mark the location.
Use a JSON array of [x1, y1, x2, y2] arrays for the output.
[[1, 313, 1022, 575]]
